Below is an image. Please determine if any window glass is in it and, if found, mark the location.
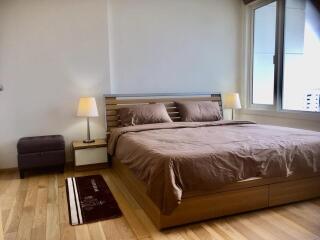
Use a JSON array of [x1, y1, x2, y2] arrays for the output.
[[282, 0, 320, 112], [252, 1, 277, 105]]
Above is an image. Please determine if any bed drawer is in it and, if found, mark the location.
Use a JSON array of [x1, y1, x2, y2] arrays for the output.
[[269, 176, 320, 206], [161, 186, 269, 228]]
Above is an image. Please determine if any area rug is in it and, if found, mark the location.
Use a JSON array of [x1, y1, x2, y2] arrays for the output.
[[66, 174, 122, 225]]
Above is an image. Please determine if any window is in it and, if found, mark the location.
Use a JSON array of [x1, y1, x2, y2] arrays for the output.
[[252, 1, 277, 105], [248, 0, 320, 113]]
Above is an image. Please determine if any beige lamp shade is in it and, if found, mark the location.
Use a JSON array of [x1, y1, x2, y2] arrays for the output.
[[77, 97, 99, 117], [223, 93, 241, 109]]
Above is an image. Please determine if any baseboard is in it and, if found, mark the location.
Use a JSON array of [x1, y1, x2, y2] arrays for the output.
[[0, 167, 17, 173]]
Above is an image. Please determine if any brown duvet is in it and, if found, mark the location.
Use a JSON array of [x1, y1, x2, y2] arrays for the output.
[[108, 121, 320, 214]]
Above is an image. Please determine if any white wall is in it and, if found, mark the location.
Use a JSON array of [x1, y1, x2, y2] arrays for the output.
[[108, 0, 242, 93], [0, 0, 242, 169], [0, 0, 110, 168]]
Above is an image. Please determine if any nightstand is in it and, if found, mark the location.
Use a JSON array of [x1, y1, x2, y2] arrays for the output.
[[72, 139, 109, 171]]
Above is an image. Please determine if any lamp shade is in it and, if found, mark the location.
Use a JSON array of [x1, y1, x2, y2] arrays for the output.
[[77, 97, 99, 117], [223, 93, 241, 109]]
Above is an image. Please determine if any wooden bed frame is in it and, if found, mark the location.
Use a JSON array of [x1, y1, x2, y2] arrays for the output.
[[105, 92, 320, 229]]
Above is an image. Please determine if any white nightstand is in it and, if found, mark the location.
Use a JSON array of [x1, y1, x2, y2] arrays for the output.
[[72, 139, 109, 171]]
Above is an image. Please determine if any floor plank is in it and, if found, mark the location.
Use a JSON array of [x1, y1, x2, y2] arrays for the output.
[[0, 209, 4, 240], [262, 210, 319, 240], [102, 171, 150, 239], [4, 178, 28, 239], [0, 169, 320, 240], [16, 176, 38, 240], [31, 175, 48, 240]]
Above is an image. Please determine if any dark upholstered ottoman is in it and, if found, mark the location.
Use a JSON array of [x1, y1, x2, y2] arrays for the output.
[[17, 135, 65, 178]]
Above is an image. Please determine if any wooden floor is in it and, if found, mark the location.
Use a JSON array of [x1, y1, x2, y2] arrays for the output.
[[0, 169, 320, 240]]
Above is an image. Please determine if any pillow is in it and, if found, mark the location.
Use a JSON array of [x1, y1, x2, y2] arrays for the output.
[[176, 101, 222, 122], [119, 103, 172, 126]]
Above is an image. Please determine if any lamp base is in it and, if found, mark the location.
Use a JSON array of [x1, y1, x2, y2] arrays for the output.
[[83, 139, 95, 144]]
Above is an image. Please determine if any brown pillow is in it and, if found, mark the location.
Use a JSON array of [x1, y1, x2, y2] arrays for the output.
[[176, 101, 222, 122], [119, 103, 172, 126]]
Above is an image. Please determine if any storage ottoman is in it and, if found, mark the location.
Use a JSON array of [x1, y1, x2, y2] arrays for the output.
[[17, 135, 65, 178]]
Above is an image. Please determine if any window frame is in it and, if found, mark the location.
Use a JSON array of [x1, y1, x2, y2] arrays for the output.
[[244, 0, 320, 117], [248, 0, 278, 110]]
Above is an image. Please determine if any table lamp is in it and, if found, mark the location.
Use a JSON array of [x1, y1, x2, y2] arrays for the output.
[[223, 93, 241, 120], [77, 97, 99, 143]]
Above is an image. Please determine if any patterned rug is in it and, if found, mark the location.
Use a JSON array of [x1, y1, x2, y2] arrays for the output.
[[65, 174, 122, 225]]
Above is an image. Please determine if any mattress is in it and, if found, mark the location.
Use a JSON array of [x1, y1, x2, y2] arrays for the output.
[[108, 120, 320, 214]]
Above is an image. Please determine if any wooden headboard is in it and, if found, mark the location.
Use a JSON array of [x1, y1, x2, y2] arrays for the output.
[[105, 92, 222, 135]]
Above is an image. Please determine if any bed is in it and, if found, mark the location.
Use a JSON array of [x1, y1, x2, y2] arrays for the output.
[[105, 93, 320, 229]]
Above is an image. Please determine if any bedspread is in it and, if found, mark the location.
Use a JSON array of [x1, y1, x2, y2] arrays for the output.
[[108, 121, 320, 214]]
